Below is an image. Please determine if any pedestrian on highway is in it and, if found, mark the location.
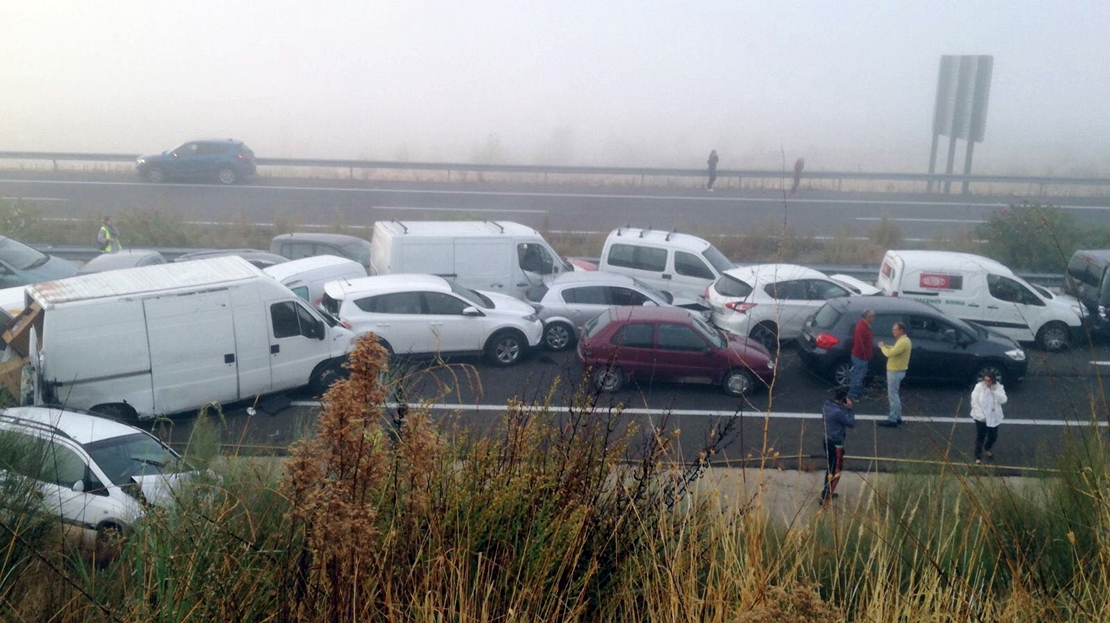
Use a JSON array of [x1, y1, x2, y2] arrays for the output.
[[848, 309, 875, 400], [970, 371, 1007, 463], [707, 150, 719, 191], [878, 322, 911, 427], [820, 386, 855, 505], [97, 216, 122, 253], [789, 157, 805, 196]]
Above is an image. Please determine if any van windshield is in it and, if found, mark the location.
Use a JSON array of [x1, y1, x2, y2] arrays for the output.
[[702, 245, 733, 274]]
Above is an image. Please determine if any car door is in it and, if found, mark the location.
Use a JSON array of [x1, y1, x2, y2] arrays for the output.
[[793, 279, 851, 338], [869, 313, 901, 377], [30, 438, 111, 533], [654, 322, 717, 383], [610, 322, 655, 381], [762, 279, 809, 332], [986, 274, 1040, 342], [669, 250, 718, 300], [171, 142, 202, 177], [423, 291, 483, 353], [266, 299, 329, 389], [351, 292, 430, 355], [562, 286, 609, 328], [903, 313, 965, 382]]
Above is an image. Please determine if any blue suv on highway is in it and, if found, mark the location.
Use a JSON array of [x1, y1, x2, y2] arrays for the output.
[[136, 139, 257, 185]]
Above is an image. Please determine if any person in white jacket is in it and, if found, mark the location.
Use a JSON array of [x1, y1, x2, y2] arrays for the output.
[[970, 371, 1007, 463]]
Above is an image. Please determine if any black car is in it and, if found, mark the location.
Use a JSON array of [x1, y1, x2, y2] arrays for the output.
[[136, 139, 257, 185], [796, 296, 1028, 387]]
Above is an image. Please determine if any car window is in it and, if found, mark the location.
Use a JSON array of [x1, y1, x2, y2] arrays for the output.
[[608, 287, 651, 306], [808, 279, 851, 301], [811, 304, 843, 330], [448, 281, 493, 308], [85, 432, 187, 484], [564, 286, 607, 305], [906, 315, 946, 340], [612, 323, 654, 348], [355, 291, 422, 314], [702, 245, 733, 273], [988, 274, 1043, 306], [764, 279, 808, 300], [339, 239, 373, 266], [0, 237, 49, 271], [871, 314, 900, 340], [691, 313, 726, 348], [657, 323, 707, 351], [197, 142, 229, 155], [425, 292, 468, 315], [290, 285, 309, 301], [177, 143, 199, 157], [715, 274, 754, 298], [607, 243, 667, 272], [271, 301, 324, 339], [674, 251, 714, 279], [631, 277, 671, 303], [38, 441, 87, 487]]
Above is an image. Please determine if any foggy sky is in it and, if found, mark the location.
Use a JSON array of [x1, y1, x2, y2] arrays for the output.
[[3, 1, 1110, 174]]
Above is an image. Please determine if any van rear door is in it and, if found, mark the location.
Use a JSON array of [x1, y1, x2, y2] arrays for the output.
[[144, 290, 239, 412]]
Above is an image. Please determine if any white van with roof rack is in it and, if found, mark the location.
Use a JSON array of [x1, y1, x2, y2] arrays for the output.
[[598, 226, 734, 301], [876, 250, 1080, 351]]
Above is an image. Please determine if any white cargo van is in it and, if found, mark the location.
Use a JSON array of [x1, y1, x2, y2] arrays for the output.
[[263, 255, 367, 307], [370, 220, 576, 300], [598, 227, 734, 301], [876, 250, 1080, 351], [9, 256, 354, 420]]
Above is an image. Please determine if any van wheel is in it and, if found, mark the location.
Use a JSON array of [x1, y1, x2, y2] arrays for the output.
[[831, 360, 853, 386], [485, 330, 526, 367], [722, 368, 755, 396], [91, 403, 138, 421], [750, 323, 779, 352], [309, 361, 345, 394], [543, 322, 575, 351], [1036, 322, 1070, 352], [592, 365, 624, 392]]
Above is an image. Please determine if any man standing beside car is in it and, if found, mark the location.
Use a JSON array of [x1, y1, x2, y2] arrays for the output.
[[878, 322, 911, 427], [848, 309, 875, 400]]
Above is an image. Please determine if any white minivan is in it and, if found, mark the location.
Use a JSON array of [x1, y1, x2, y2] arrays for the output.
[[264, 255, 367, 307], [876, 250, 1080, 351], [598, 227, 734, 301]]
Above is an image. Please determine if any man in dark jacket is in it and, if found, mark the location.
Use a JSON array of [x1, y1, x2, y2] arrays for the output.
[[821, 386, 855, 505], [706, 150, 719, 191]]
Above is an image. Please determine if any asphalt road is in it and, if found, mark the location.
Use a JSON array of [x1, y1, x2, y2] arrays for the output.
[[3, 171, 1110, 243], [4, 170, 1109, 469]]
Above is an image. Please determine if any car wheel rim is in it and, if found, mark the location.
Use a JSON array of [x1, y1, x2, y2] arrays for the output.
[[218, 168, 236, 184], [1043, 326, 1067, 350], [147, 169, 164, 183], [726, 371, 750, 395], [594, 368, 620, 391], [834, 363, 852, 386], [545, 325, 571, 350], [496, 339, 520, 363]]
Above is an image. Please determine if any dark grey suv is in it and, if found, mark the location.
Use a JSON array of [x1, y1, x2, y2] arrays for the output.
[[796, 296, 1028, 387]]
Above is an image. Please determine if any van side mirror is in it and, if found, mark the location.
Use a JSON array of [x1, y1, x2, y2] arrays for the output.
[[71, 480, 85, 493]]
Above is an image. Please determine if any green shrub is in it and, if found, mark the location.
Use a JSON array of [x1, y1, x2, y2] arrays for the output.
[[979, 202, 1078, 272]]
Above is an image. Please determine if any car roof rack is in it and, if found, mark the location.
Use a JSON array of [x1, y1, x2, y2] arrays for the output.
[[665, 228, 678, 242], [390, 218, 408, 234], [485, 220, 505, 234], [0, 412, 76, 443]]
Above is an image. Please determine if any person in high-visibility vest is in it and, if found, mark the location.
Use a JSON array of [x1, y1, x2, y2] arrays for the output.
[[97, 216, 123, 253]]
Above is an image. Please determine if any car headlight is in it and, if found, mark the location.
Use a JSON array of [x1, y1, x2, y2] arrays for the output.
[[523, 313, 539, 323], [1005, 348, 1026, 361], [767, 359, 776, 370], [136, 157, 145, 165]]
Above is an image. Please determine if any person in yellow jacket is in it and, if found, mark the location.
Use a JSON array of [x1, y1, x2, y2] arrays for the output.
[[97, 216, 122, 253], [877, 322, 911, 427]]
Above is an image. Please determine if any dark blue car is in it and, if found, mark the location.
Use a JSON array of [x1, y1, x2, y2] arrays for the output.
[[136, 139, 257, 185]]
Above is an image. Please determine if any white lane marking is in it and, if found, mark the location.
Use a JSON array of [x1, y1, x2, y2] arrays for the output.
[[856, 217, 986, 224], [291, 401, 1106, 427], [2, 178, 1110, 210], [1091, 361, 1110, 366], [1, 196, 68, 202], [378, 205, 546, 214]]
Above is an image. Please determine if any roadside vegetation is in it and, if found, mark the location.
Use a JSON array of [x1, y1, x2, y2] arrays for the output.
[[0, 336, 1107, 620]]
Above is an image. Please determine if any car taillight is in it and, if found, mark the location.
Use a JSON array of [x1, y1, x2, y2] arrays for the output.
[[725, 302, 757, 313], [339, 320, 352, 330], [814, 333, 839, 349], [890, 291, 898, 297]]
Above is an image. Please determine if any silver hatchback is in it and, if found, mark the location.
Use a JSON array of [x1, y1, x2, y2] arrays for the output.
[[525, 271, 698, 351]]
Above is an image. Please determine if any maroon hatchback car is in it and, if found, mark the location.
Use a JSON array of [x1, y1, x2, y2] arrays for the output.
[[576, 306, 776, 396]]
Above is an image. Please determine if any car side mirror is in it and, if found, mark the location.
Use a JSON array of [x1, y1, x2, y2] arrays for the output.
[[942, 329, 957, 342], [462, 306, 483, 317]]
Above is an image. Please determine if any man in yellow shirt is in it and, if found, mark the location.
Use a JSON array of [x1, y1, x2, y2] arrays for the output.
[[877, 322, 911, 427]]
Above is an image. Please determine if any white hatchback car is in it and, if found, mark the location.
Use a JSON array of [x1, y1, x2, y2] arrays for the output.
[[0, 406, 195, 555], [322, 274, 544, 366], [706, 264, 852, 350]]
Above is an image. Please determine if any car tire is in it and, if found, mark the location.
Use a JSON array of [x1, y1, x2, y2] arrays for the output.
[[1035, 321, 1070, 352], [592, 365, 624, 392], [722, 368, 755, 396], [91, 403, 138, 421], [831, 360, 853, 387], [974, 362, 1005, 386], [543, 322, 575, 351], [216, 167, 238, 185], [485, 330, 526, 367], [94, 522, 125, 567], [309, 360, 345, 395], [750, 323, 779, 352], [144, 167, 166, 183]]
